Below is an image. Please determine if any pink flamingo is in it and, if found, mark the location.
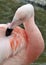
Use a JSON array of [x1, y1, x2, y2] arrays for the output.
[[0, 4, 44, 65]]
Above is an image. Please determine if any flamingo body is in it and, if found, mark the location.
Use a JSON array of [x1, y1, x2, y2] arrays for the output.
[[0, 4, 44, 65], [0, 25, 28, 65]]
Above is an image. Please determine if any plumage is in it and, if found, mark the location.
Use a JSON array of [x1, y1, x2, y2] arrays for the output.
[[0, 4, 44, 65]]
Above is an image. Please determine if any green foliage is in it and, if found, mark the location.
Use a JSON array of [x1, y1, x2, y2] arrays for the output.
[[0, 0, 24, 23]]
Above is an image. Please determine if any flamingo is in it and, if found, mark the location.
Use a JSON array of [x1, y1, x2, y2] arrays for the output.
[[0, 4, 44, 65]]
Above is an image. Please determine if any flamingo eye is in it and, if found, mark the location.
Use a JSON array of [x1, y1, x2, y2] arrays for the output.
[[19, 16, 26, 21], [19, 18, 24, 21]]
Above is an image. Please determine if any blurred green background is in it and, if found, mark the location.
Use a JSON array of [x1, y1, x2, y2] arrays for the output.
[[0, 0, 46, 65]]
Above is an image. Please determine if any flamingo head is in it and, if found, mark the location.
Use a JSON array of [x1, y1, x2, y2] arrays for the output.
[[6, 4, 34, 36], [11, 4, 34, 28]]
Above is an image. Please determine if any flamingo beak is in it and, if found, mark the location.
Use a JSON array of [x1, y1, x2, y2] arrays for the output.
[[9, 17, 21, 28], [5, 18, 22, 36], [5, 28, 13, 36]]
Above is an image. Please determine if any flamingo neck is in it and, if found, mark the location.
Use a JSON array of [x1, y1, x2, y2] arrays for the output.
[[23, 17, 35, 36]]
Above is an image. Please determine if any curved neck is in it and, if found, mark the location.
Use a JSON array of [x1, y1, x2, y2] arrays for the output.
[[23, 17, 35, 37]]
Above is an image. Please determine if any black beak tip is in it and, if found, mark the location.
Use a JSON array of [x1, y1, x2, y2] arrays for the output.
[[5, 28, 13, 36]]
